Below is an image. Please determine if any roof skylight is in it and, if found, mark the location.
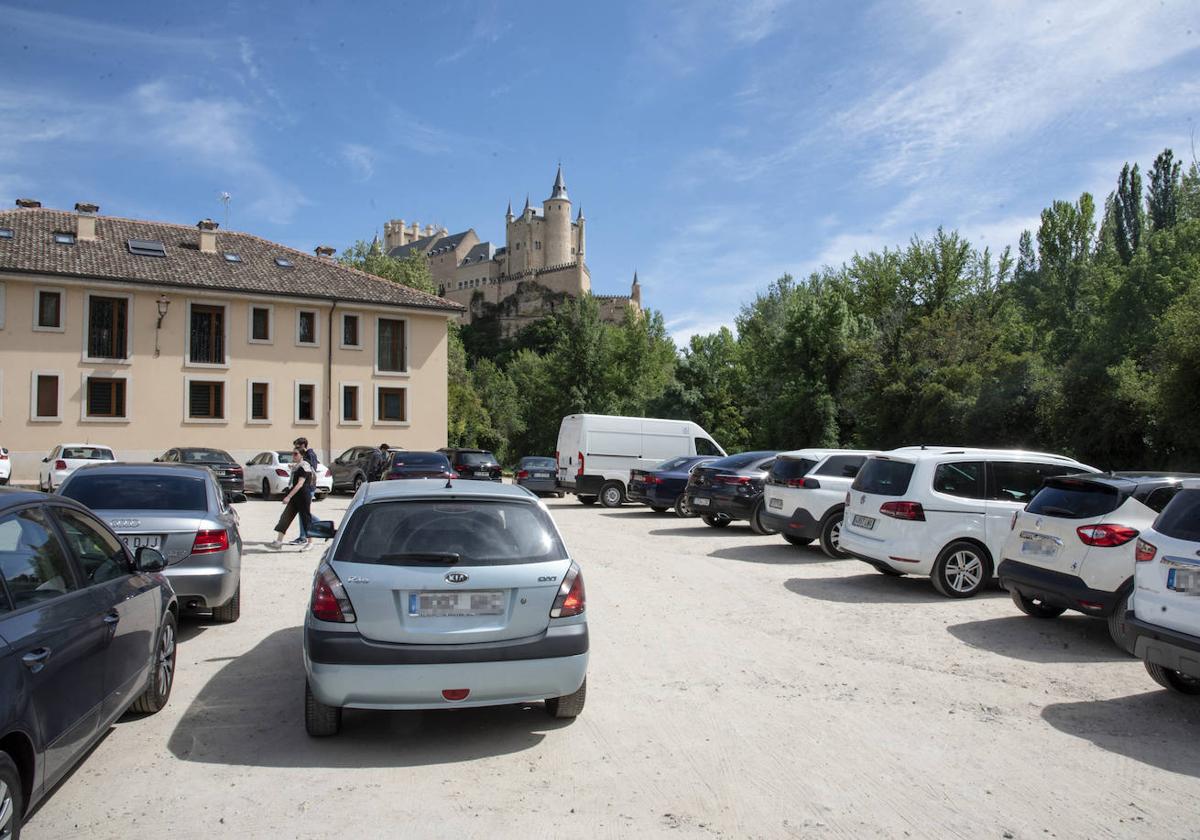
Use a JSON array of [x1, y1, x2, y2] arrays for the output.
[[223, 252, 242, 263], [54, 232, 76, 245], [127, 238, 166, 257], [0, 228, 13, 239], [274, 257, 294, 268]]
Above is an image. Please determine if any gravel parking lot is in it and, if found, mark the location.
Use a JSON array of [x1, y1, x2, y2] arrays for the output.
[[24, 492, 1200, 839]]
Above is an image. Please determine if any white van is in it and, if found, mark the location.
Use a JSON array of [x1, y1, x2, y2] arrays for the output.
[[555, 414, 725, 507]]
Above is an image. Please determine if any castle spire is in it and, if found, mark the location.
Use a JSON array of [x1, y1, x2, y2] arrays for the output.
[[523, 194, 531, 213], [506, 200, 513, 222], [550, 164, 568, 200], [577, 205, 584, 221]]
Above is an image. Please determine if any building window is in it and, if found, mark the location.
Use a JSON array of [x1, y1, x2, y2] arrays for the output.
[[189, 303, 225, 364], [33, 373, 60, 420], [297, 310, 318, 346], [535, 241, 541, 250], [377, 386, 407, 422], [35, 289, 63, 330], [188, 380, 224, 420], [377, 317, 407, 373], [296, 382, 316, 423], [342, 314, 360, 348], [85, 377, 126, 418], [250, 381, 269, 421], [86, 295, 129, 360], [342, 384, 359, 423], [250, 305, 272, 343]]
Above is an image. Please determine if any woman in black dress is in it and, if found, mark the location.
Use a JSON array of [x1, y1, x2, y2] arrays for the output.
[[267, 448, 315, 550]]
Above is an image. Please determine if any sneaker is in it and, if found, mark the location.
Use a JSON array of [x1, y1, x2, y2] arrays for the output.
[[266, 540, 282, 550], [287, 537, 306, 546], [299, 542, 313, 552]]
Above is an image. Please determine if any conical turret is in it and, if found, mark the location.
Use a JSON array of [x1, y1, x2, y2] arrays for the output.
[[550, 164, 568, 200]]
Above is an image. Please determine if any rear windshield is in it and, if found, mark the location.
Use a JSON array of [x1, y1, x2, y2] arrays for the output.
[[391, 453, 450, 467], [1026, 479, 1122, 519], [770, 457, 818, 481], [62, 447, 114, 460], [852, 459, 915, 496], [656, 456, 696, 472], [181, 449, 234, 463], [334, 500, 567, 566], [1154, 489, 1200, 542], [521, 457, 556, 469], [709, 451, 774, 471], [457, 452, 497, 466], [61, 474, 208, 511]]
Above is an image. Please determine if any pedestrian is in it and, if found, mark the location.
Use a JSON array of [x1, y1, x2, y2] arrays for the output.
[[289, 437, 320, 546], [368, 442, 389, 482], [267, 448, 314, 550]]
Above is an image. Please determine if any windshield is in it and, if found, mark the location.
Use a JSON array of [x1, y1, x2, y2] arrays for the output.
[[61, 474, 208, 511], [852, 459, 916, 496], [334, 500, 567, 566], [62, 447, 114, 460], [180, 449, 234, 463]]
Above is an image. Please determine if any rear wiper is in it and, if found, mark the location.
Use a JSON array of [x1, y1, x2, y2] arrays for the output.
[[377, 552, 462, 565]]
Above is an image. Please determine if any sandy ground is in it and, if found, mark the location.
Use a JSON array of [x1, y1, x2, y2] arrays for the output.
[[22, 491, 1200, 839]]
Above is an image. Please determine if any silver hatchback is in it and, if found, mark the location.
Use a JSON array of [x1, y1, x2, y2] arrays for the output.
[[302, 480, 588, 736]]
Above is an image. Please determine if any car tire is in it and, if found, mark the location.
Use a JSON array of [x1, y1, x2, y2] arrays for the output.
[[1144, 661, 1200, 695], [314, 493, 326, 502], [599, 482, 625, 508], [782, 534, 813, 547], [261, 479, 273, 501], [1010, 589, 1067, 618], [131, 611, 177, 715], [352, 475, 364, 494], [579, 495, 598, 506], [557, 492, 565, 499], [650, 506, 669, 514], [1106, 594, 1136, 655], [0, 750, 24, 840], [305, 679, 342, 736], [749, 501, 779, 536], [818, 510, 849, 559], [931, 541, 990, 598], [674, 495, 694, 518], [212, 585, 241, 624], [545, 677, 586, 719], [702, 514, 731, 528]]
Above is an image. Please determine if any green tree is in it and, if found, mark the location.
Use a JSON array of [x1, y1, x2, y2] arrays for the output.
[[1148, 149, 1183, 231], [1113, 163, 1144, 263], [338, 241, 437, 295]]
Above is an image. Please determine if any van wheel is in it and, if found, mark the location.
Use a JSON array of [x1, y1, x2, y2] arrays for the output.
[[783, 534, 812, 547], [305, 680, 342, 736], [749, 501, 778, 535], [674, 495, 694, 518], [818, 510, 848, 559], [599, 482, 625, 508], [579, 496, 598, 506], [702, 514, 731, 528], [1145, 662, 1200, 694], [1106, 594, 1136, 655], [931, 541, 990, 598], [0, 750, 24, 840], [1010, 590, 1066, 618], [545, 678, 586, 718]]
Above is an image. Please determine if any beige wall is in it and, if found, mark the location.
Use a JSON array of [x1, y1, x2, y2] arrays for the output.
[[0, 275, 450, 479]]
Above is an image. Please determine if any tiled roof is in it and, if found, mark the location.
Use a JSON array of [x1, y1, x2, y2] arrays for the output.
[[460, 241, 494, 264], [0, 208, 464, 313], [386, 232, 444, 259]]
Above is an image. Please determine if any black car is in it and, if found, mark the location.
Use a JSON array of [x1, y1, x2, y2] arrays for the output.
[[629, 456, 720, 515], [439, 448, 503, 481], [515, 456, 562, 497], [0, 488, 178, 839], [384, 451, 457, 480], [156, 447, 244, 495], [330, 445, 396, 493], [686, 451, 779, 531]]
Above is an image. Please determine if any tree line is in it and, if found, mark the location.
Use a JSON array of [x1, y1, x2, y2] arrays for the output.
[[344, 148, 1200, 470]]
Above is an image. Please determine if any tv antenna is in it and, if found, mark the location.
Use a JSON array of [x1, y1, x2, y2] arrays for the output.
[[219, 192, 232, 228]]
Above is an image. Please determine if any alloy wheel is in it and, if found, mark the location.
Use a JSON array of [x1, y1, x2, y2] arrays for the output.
[[0, 779, 13, 840], [830, 520, 841, 550], [157, 621, 176, 698], [946, 550, 983, 593]]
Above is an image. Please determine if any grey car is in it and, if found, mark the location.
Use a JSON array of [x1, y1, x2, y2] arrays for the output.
[[516, 456, 562, 497], [58, 462, 244, 622]]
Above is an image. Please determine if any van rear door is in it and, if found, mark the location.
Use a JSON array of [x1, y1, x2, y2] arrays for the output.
[[556, 416, 583, 487]]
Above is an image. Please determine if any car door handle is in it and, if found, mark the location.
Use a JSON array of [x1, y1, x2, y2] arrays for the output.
[[22, 648, 52, 671], [103, 611, 121, 626]]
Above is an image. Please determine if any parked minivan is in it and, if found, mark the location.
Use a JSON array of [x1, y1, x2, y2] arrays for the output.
[[761, 449, 877, 556], [555, 414, 725, 507], [839, 447, 1097, 598]]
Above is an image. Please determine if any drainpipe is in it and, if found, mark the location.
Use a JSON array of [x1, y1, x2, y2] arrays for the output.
[[325, 298, 337, 466]]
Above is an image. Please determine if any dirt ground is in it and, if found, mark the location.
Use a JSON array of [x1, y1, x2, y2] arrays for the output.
[[23, 492, 1200, 839]]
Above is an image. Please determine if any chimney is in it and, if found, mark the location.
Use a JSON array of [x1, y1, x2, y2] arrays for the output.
[[15, 198, 41, 209], [197, 218, 219, 254], [74, 202, 99, 241], [314, 245, 336, 259]]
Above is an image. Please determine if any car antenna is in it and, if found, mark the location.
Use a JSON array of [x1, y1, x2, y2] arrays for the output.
[[445, 476, 454, 489]]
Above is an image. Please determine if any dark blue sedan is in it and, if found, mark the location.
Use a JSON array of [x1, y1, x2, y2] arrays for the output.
[[628, 456, 720, 516], [0, 489, 178, 839]]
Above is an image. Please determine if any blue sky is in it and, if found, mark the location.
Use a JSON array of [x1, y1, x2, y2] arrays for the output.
[[3, 1, 1199, 344]]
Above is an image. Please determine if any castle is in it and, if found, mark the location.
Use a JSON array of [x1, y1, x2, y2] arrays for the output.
[[382, 166, 641, 337]]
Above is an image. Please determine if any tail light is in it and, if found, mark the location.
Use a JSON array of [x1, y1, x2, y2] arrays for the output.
[[231, 466, 243, 474], [642, 474, 662, 485], [714, 475, 751, 486], [275, 468, 289, 478], [311, 563, 356, 623], [55, 459, 67, 470], [1076, 524, 1138, 547], [0, 451, 8, 460], [1135, 538, 1158, 562], [787, 477, 820, 489], [191, 529, 229, 554], [517, 470, 530, 479], [550, 564, 585, 618], [577, 452, 585, 476], [880, 501, 925, 521], [323, 468, 331, 477]]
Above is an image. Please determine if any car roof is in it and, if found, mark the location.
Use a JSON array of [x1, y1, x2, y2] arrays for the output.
[[1053, 472, 1200, 489], [361, 479, 534, 503], [873, 447, 1088, 465], [56, 442, 114, 449], [69, 462, 215, 478], [0, 487, 58, 508], [777, 448, 875, 460]]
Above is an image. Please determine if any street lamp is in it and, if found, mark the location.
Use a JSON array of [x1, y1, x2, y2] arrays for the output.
[[154, 294, 171, 356]]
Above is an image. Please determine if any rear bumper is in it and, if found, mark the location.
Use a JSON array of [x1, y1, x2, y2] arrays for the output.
[[165, 561, 239, 608], [217, 476, 245, 493], [628, 485, 677, 507], [686, 490, 757, 520], [839, 526, 933, 575], [1129, 614, 1200, 679], [997, 559, 1123, 616], [564, 474, 604, 497], [306, 622, 588, 665], [517, 478, 559, 494], [760, 507, 821, 540]]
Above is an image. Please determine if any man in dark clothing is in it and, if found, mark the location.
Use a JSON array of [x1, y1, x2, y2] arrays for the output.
[[267, 449, 315, 550], [290, 437, 320, 545]]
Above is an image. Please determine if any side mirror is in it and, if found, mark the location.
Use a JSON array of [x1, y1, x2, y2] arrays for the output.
[[152, 457, 161, 462], [307, 519, 336, 540], [41, 457, 49, 463], [135, 546, 167, 573]]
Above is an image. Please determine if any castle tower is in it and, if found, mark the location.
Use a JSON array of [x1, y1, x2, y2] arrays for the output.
[[632, 271, 641, 306], [576, 206, 586, 260], [542, 164, 572, 266]]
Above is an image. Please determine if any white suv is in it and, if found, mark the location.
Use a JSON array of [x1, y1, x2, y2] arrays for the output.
[[998, 473, 1189, 652], [839, 447, 1097, 598], [1127, 481, 1200, 695], [761, 449, 877, 557]]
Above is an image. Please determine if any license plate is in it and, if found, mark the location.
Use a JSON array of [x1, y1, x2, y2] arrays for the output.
[[852, 514, 876, 530], [692, 497, 710, 507], [768, 497, 783, 510], [1168, 568, 1200, 593], [1019, 532, 1060, 558], [476, 469, 490, 477], [121, 534, 162, 550], [408, 590, 505, 617], [534, 472, 552, 478]]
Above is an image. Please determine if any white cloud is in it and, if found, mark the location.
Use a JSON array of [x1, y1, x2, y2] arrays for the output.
[[634, 0, 795, 77], [340, 143, 377, 182]]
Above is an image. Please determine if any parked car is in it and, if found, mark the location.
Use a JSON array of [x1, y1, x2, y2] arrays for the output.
[[839, 447, 1097, 598], [37, 443, 115, 492], [0, 488, 178, 839], [302, 480, 588, 736], [685, 451, 779, 531], [1127, 481, 1200, 694], [998, 473, 1191, 652], [439, 448, 502, 482], [761, 449, 877, 555], [330, 445, 393, 494], [515, 456, 562, 497], [628, 456, 719, 516], [58, 463, 243, 622], [384, 451, 457, 480], [244, 451, 333, 500], [0, 447, 9, 486], [555, 414, 726, 507], [155, 447, 245, 495]]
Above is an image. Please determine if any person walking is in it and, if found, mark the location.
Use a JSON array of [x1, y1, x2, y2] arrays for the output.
[[289, 437, 320, 546], [367, 443, 389, 482], [267, 448, 314, 550]]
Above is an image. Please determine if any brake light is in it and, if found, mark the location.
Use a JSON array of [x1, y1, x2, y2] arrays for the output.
[[231, 466, 243, 474], [880, 501, 925, 521], [55, 459, 67, 470], [786, 478, 806, 488], [550, 564, 585, 618], [275, 468, 289, 478], [1135, 538, 1158, 562], [642, 474, 662, 485], [191, 529, 229, 554], [442, 689, 470, 701], [1076, 524, 1139, 547], [517, 470, 530, 479], [787, 477, 820, 489], [577, 452, 584, 476], [714, 475, 751, 486], [311, 563, 356, 623]]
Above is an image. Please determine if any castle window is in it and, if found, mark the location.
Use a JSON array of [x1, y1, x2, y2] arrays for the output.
[[535, 241, 541, 250]]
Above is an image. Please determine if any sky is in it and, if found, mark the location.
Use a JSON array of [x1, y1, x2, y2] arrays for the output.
[[2, 0, 1199, 345]]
